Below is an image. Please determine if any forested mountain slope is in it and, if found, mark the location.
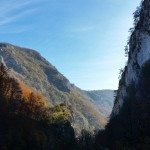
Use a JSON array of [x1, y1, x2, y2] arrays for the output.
[[0, 63, 77, 149], [0, 43, 108, 132]]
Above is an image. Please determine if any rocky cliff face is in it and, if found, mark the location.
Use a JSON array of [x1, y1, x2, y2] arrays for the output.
[[112, 0, 150, 117], [95, 1, 150, 149], [97, 0, 150, 148]]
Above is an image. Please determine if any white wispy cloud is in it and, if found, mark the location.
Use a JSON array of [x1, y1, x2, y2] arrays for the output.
[[0, 1, 31, 16], [0, 0, 43, 33], [0, 9, 36, 26]]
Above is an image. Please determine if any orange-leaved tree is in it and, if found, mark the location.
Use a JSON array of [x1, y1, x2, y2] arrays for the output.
[[0, 63, 48, 121]]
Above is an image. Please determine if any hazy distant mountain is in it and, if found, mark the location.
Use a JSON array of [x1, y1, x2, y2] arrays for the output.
[[0, 43, 109, 133], [85, 90, 114, 117]]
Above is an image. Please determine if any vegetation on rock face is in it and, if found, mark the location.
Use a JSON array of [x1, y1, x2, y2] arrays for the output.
[[95, 0, 150, 149]]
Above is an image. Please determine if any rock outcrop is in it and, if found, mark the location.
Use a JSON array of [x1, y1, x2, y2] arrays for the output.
[[112, 0, 150, 117]]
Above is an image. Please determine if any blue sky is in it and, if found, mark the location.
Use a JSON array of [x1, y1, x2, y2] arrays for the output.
[[0, 0, 141, 90]]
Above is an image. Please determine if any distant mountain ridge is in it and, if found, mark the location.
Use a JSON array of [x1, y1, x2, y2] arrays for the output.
[[0, 42, 114, 132], [85, 90, 114, 117]]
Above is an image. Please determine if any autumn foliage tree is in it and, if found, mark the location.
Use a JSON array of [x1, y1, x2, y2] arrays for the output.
[[0, 63, 47, 120], [19, 82, 47, 120]]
